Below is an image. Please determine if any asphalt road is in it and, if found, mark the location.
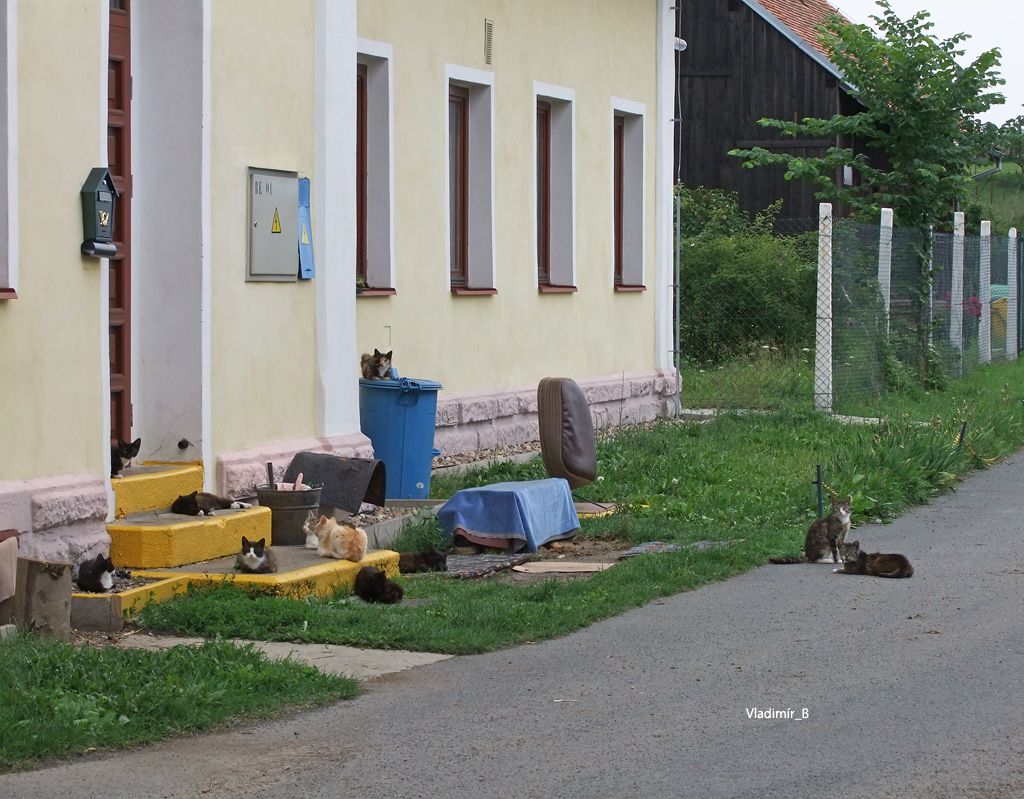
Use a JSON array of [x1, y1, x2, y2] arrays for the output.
[[4, 453, 1023, 799]]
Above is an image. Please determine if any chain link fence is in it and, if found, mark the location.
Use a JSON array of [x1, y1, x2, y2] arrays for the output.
[[821, 209, 1021, 414], [674, 190, 1022, 416]]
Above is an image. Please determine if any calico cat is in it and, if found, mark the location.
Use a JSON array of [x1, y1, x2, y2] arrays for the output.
[[171, 490, 253, 516], [360, 348, 393, 380], [77, 553, 116, 593], [835, 540, 914, 579], [110, 437, 141, 478], [310, 514, 368, 562], [770, 494, 852, 565], [353, 565, 404, 604], [236, 536, 278, 574], [303, 510, 321, 550], [398, 549, 448, 574]]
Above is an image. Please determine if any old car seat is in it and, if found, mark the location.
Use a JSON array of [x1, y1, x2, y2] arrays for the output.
[[537, 377, 597, 489]]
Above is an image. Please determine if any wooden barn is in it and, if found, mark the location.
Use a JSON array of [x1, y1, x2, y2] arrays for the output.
[[674, 0, 862, 222]]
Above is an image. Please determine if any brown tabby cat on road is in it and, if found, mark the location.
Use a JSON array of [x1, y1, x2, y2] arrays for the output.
[[834, 540, 914, 578], [769, 494, 852, 565]]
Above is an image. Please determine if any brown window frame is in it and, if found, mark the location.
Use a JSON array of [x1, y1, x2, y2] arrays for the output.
[[356, 63, 368, 287], [537, 101, 551, 286], [449, 85, 470, 289], [613, 114, 625, 287]]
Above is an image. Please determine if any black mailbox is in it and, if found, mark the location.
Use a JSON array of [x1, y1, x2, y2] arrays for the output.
[[81, 167, 118, 258]]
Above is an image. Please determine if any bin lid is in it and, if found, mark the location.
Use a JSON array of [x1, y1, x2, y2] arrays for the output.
[[359, 376, 443, 391]]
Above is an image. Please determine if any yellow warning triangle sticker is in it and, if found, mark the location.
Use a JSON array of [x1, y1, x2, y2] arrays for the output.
[[271, 208, 282, 234], [301, 223, 310, 246]]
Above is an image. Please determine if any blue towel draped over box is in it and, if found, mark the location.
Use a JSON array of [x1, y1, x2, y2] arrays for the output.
[[437, 478, 580, 553]]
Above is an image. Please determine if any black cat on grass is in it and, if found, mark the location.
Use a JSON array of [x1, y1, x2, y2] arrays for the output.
[[354, 566, 403, 604]]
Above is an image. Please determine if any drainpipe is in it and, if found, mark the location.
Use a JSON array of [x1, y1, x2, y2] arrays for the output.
[[673, 36, 687, 416]]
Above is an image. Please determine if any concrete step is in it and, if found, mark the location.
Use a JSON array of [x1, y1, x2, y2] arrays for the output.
[[107, 505, 272, 569], [73, 545, 400, 631], [111, 461, 204, 518], [136, 545, 400, 601]]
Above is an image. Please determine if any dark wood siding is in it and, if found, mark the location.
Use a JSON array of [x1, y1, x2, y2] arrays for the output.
[[674, 0, 846, 220]]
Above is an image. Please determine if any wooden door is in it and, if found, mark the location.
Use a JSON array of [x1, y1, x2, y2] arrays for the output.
[[108, 0, 132, 441]]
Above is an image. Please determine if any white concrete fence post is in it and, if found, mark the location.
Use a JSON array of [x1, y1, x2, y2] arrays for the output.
[[814, 203, 833, 412], [979, 220, 991, 364], [878, 208, 894, 334], [1009, 228, 1019, 362], [950, 212, 965, 368], [928, 225, 935, 348]]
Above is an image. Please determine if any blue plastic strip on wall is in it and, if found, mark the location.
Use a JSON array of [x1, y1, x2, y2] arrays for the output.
[[298, 177, 315, 279]]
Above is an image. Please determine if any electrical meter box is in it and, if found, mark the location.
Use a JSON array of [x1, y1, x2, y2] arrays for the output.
[[247, 167, 299, 282]]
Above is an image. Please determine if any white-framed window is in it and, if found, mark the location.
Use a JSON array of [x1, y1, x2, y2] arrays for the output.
[[446, 63, 495, 294], [611, 97, 644, 291], [356, 39, 394, 295], [534, 82, 575, 292], [0, 0, 17, 300]]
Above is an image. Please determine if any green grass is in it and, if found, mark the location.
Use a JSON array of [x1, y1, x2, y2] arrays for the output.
[[137, 359, 1024, 656], [678, 350, 813, 410], [0, 635, 357, 771]]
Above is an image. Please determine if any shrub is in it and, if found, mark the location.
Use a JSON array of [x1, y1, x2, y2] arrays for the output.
[[680, 234, 815, 363], [676, 186, 815, 363]]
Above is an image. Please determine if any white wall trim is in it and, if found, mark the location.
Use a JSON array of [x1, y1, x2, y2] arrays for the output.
[[132, 1, 208, 468], [314, 0, 360, 437], [611, 96, 646, 118], [533, 81, 575, 104], [356, 36, 390, 60], [444, 63, 496, 292], [532, 81, 576, 288], [0, 0, 18, 295], [356, 38, 394, 290], [654, 0, 674, 369], [200, 0, 213, 488], [98, 0, 114, 516], [610, 97, 646, 289]]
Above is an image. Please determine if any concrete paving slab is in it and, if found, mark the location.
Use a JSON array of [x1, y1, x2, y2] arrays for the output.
[[114, 632, 451, 681]]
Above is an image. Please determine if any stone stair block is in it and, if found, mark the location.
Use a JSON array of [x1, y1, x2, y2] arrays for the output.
[[108, 506, 271, 569], [112, 462, 204, 518]]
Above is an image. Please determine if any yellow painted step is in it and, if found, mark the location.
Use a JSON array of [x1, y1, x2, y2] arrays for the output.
[[136, 549, 400, 599], [111, 461, 204, 518], [108, 506, 272, 569]]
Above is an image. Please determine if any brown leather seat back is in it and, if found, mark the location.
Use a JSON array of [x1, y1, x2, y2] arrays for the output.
[[537, 377, 597, 489]]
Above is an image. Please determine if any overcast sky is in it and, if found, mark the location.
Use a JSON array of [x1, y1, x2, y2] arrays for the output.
[[832, 0, 1022, 126]]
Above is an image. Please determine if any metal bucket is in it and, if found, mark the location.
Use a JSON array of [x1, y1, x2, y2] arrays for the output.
[[255, 485, 322, 546]]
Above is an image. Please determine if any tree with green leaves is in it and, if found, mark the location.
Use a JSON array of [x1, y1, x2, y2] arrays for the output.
[[729, 0, 1005, 230], [730, 1, 1005, 385], [997, 115, 1024, 179]]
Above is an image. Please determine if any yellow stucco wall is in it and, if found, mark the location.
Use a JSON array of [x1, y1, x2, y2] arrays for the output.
[[0, 2, 106, 480], [209, 1, 319, 454], [356, 0, 658, 393]]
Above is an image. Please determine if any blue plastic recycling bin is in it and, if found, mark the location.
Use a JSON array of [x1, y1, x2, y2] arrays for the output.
[[358, 376, 443, 499]]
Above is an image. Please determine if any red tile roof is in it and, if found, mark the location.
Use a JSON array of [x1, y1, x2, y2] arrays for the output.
[[756, 0, 849, 60]]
